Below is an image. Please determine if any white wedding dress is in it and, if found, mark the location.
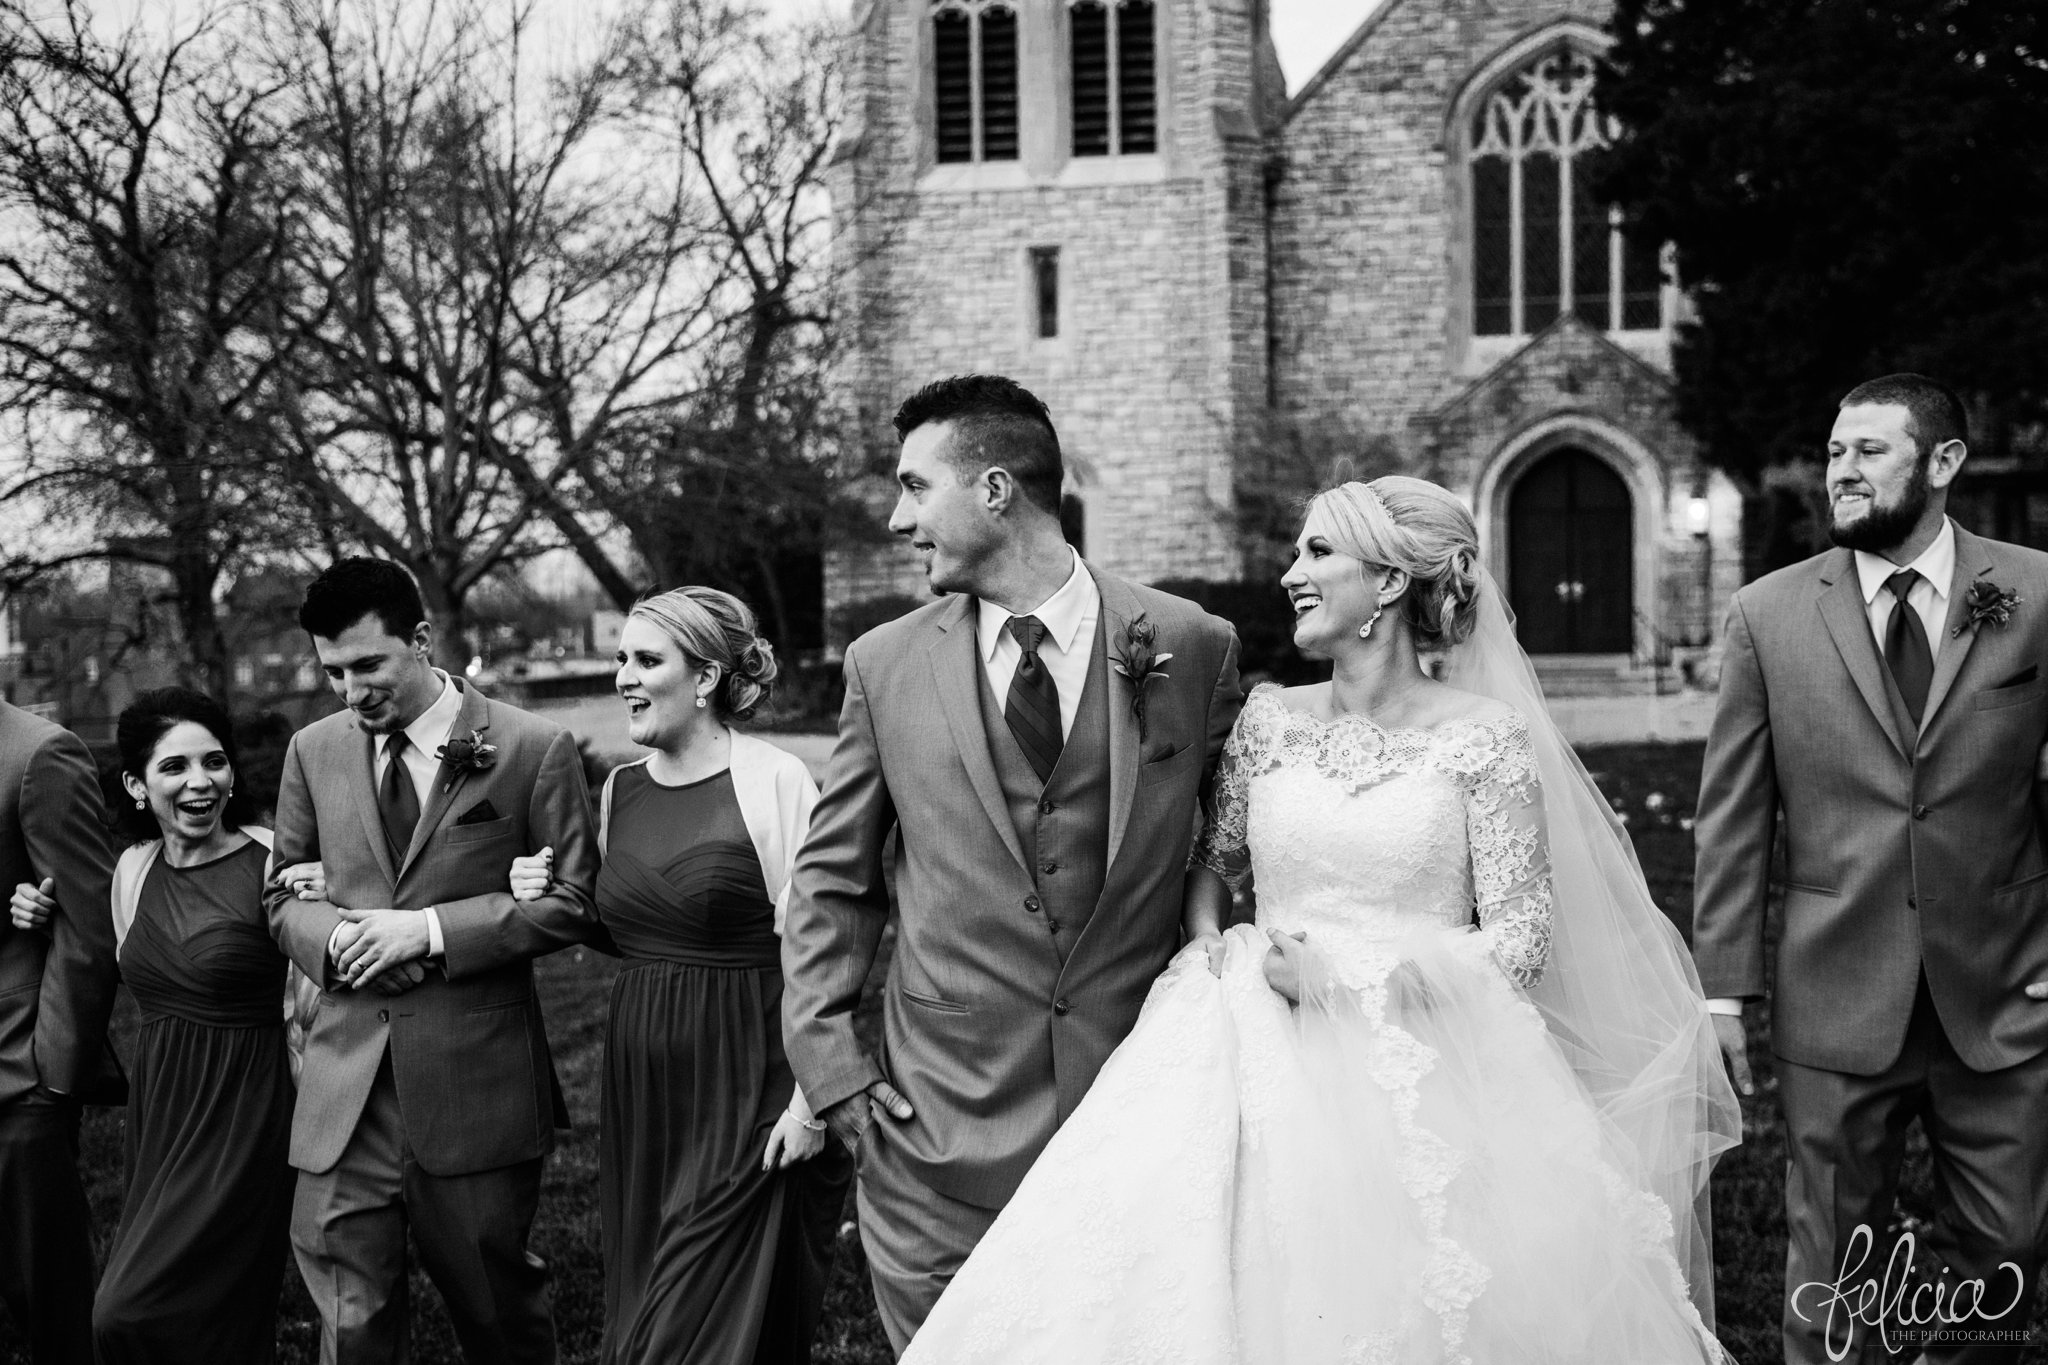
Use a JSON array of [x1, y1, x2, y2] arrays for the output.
[[901, 684, 1731, 1365]]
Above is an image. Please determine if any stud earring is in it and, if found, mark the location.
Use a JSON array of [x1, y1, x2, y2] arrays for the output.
[[1357, 600, 1385, 640]]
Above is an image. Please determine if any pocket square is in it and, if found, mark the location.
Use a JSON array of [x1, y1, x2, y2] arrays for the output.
[[454, 799, 502, 826], [1992, 664, 2040, 690]]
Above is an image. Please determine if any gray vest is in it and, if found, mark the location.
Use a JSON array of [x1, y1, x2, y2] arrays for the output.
[[977, 615, 1114, 959]]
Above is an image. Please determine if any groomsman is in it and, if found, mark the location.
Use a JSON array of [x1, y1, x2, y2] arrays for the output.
[[267, 558, 599, 1365], [1696, 374, 2048, 1365], [0, 696, 119, 1364]]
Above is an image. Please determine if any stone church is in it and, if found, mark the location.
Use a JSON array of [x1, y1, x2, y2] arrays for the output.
[[825, 0, 1745, 670]]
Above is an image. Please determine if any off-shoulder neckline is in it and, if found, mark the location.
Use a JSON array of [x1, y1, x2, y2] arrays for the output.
[[1246, 682, 1525, 738]]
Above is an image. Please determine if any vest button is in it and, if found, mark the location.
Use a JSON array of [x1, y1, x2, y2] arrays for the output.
[[1041, 860, 1059, 875], [1907, 895, 1918, 909], [1913, 805, 1929, 820], [1023, 895, 1041, 914], [378, 1009, 390, 1023], [1046, 918, 1061, 934], [1040, 799, 1056, 815], [1052, 999, 1071, 1016]]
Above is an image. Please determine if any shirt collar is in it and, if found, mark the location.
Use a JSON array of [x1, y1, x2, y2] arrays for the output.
[[978, 549, 1097, 661], [383, 671, 459, 758], [1855, 516, 1957, 606]]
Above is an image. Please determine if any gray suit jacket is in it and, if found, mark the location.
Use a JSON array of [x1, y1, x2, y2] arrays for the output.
[[0, 700, 119, 1106], [266, 679, 600, 1174], [782, 568, 1242, 1208], [1693, 526, 2048, 1075]]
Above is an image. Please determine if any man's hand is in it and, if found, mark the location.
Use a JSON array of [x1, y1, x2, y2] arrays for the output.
[[367, 960, 428, 996], [820, 1080, 915, 1155], [335, 908, 431, 989], [1713, 1012, 1754, 1097], [9, 877, 55, 932]]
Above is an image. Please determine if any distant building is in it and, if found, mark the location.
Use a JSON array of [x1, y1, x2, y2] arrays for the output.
[[827, 0, 1745, 673]]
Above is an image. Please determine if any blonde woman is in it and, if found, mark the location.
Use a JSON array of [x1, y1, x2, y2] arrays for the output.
[[511, 587, 850, 1365]]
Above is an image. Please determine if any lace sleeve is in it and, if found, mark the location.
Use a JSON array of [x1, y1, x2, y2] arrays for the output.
[[1465, 718, 1553, 989], [1192, 712, 1256, 890]]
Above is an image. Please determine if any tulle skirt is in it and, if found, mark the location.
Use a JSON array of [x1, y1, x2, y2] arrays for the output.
[[902, 923, 1729, 1365]]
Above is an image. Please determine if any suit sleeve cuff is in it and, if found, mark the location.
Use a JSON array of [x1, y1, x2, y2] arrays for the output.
[[425, 907, 445, 959], [1706, 997, 1745, 1017]]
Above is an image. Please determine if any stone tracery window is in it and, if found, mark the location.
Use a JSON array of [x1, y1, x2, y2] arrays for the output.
[[1069, 0, 1157, 157], [1470, 47, 1661, 337], [933, 0, 1019, 164]]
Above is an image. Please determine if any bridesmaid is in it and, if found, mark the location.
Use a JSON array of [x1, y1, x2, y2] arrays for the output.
[[65, 689, 292, 1362], [513, 587, 852, 1365]]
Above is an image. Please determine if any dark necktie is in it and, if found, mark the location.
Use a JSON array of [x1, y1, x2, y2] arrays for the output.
[[379, 731, 422, 859], [1883, 569, 1934, 725], [1003, 615, 1064, 784]]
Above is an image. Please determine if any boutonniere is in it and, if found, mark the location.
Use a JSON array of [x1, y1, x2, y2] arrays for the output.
[[435, 729, 498, 791], [1111, 613, 1173, 742], [1954, 579, 2021, 638]]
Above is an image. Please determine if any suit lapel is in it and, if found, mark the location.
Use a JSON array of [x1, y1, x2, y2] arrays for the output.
[[1814, 550, 1910, 760], [353, 726, 399, 886], [396, 681, 492, 882], [926, 596, 1031, 878], [1920, 526, 1996, 732], [1093, 568, 1141, 874]]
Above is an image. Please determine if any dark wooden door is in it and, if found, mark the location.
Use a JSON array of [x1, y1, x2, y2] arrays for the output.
[[1507, 448, 1633, 653]]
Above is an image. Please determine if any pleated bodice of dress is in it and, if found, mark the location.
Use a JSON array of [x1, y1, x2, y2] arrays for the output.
[[598, 765, 779, 968], [121, 838, 284, 1028]]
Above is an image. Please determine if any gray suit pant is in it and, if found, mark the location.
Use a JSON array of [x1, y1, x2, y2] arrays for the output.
[[854, 1115, 999, 1358], [0, 1096, 95, 1365], [1779, 977, 2048, 1365], [290, 1055, 554, 1365]]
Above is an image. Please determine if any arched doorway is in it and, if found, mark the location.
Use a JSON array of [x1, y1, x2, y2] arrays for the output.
[[1507, 447, 1633, 653]]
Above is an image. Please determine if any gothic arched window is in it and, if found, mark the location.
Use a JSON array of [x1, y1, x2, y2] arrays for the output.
[[1470, 48, 1660, 337], [1070, 0, 1156, 157], [933, 1, 1019, 164]]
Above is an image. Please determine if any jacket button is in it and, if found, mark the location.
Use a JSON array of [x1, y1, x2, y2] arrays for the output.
[[378, 1009, 389, 1023], [1023, 895, 1041, 914], [1046, 919, 1061, 934], [1907, 895, 1918, 909], [1052, 999, 1070, 1016], [1040, 799, 1056, 815], [1913, 805, 1929, 820], [1041, 860, 1059, 875]]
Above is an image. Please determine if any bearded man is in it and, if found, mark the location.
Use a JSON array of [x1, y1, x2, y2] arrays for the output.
[[1695, 374, 2048, 1365]]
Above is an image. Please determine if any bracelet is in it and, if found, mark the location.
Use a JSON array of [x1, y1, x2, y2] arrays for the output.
[[790, 1110, 826, 1132]]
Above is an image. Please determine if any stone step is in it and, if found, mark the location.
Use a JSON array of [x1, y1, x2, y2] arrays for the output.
[[1530, 654, 1676, 698]]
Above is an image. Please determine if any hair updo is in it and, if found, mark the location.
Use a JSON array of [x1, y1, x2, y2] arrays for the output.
[[1304, 475, 1484, 649], [629, 587, 780, 722]]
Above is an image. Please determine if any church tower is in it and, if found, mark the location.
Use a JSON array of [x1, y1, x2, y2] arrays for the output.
[[825, 0, 1287, 627]]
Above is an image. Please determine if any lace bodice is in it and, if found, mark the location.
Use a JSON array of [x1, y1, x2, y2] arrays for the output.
[[1195, 685, 1553, 989]]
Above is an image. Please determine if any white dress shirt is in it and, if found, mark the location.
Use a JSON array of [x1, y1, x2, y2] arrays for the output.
[[1707, 518, 1957, 1020], [1854, 515, 1955, 664], [331, 671, 462, 966], [976, 550, 1100, 740]]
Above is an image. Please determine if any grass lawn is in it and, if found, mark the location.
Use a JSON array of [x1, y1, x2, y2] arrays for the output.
[[8, 740, 2046, 1361]]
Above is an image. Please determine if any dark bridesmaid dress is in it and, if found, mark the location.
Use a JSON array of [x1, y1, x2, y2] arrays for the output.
[[93, 838, 294, 1365], [598, 765, 853, 1365]]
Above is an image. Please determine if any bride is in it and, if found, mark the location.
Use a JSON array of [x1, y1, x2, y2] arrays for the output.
[[900, 477, 1743, 1364]]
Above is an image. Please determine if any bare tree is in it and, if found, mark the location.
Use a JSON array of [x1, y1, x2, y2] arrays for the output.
[[0, 0, 299, 699]]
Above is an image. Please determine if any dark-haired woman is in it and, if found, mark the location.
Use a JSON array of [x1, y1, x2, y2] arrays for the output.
[[511, 587, 852, 1365], [16, 688, 296, 1363]]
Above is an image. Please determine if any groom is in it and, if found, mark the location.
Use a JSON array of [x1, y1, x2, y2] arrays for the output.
[[1695, 374, 2048, 1365], [267, 557, 600, 1364], [782, 374, 1242, 1352]]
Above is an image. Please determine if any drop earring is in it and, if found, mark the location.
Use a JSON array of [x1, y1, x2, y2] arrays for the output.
[[134, 797, 145, 810], [1357, 599, 1385, 640], [695, 697, 707, 709]]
